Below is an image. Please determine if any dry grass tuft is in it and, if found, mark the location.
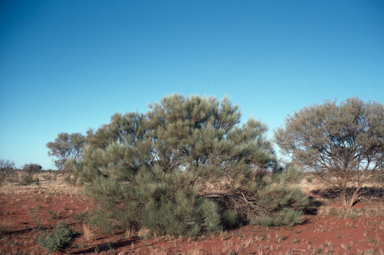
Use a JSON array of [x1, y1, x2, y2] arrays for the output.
[[0, 219, 12, 235], [137, 227, 151, 239], [82, 224, 95, 241], [188, 244, 203, 255], [149, 247, 167, 255]]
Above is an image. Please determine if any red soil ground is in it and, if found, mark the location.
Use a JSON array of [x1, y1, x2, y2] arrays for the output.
[[1, 190, 384, 254]]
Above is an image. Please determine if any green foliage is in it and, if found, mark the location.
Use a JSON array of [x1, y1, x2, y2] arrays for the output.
[[275, 97, 384, 207], [86, 167, 223, 237], [240, 166, 309, 227], [47, 132, 86, 171], [38, 221, 78, 254], [221, 210, 238, 229], [75, 210, 88, 223], [64, 94, 308, 236]]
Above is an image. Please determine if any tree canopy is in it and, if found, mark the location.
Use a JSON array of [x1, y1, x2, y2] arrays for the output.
[[274, 97, 384, 207], [47, 132, 86, 170]]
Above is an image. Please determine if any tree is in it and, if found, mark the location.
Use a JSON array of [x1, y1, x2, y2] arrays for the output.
[[47, 133, 86, 170], [274, 97, 384, 208], [67, 94, 308, 236]]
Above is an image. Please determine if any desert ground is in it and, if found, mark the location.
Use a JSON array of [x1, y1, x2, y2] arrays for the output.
[[0, 172, 384, 255]]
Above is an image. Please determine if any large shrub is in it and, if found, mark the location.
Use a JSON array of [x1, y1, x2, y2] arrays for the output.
[[275, 97, 384, 207], [67, 94, 308, 236]]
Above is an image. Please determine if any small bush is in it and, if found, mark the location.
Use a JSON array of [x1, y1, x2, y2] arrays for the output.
[[27, 205, 44, 229], [38, 221, 78, 254], [0, 222, 11, 239], [22, 163, 42, 178], [19, 175, 35, 186], [306, 176, 312, 183]]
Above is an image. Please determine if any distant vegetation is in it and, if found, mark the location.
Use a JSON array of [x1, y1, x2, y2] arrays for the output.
[[0, 160, 55, 186], [2, 94, 381, 238]]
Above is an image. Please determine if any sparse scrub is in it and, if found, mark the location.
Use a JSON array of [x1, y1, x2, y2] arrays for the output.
[[76, 210, 88, 223], [47, 209, 60, 219], [0, 159, 16, 186], [26, 205, 44, 229]]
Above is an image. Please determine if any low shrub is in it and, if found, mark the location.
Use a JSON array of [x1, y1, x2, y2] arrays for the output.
[[22, 163, 42, 178], [19, 175, 35, 186], [38, 221, 78, 254]]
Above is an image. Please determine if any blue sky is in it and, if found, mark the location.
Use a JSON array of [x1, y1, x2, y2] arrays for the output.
[[1, 0, 383, 169]]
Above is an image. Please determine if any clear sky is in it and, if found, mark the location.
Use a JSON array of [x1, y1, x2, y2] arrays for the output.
[[1, 0, 383, 169]]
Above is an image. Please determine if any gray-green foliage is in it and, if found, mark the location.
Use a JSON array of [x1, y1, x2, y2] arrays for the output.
[[215, 165, 308, 227], [38, 221, 77, 254], [274, 97, 384, 207], [67, 94, 308, 236], [85, 167, 225, 237], [251, 167, 308, 227], [47, 132, 86, 171]]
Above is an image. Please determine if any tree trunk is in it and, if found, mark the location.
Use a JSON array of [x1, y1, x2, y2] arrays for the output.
[[341, 189, 349, 208], [347, 185, 363, 208]]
